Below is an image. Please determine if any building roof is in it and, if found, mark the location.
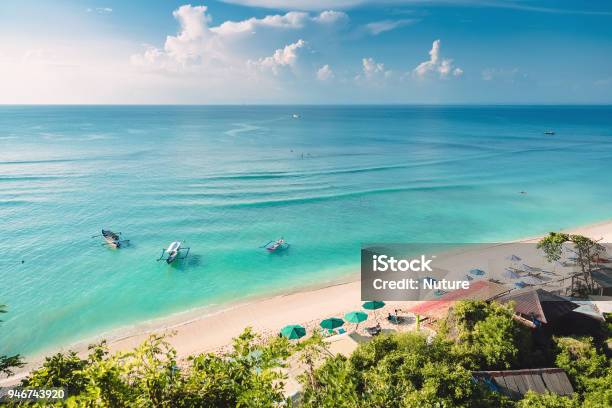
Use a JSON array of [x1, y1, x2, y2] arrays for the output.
[[473, 368, 574, 400], [591, 267, 612, 289], [406, 280, 509, 321], [498, 288, 578, 324]]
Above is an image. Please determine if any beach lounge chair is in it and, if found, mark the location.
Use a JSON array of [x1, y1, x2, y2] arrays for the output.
[[387, 315, 405, 324], [502, 268, 520, 280], [338, 328, 346, 335], [366, 326, 381, 336]]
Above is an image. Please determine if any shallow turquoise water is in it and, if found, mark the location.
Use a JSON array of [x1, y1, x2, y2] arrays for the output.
[[1, 105, 612, 356]]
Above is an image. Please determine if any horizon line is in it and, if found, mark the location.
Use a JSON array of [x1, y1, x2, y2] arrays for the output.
[[2, 103, 612, 107]]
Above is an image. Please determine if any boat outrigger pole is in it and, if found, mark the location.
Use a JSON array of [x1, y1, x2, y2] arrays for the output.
[[261, 237, 289, 252], [157, 241, 190, 264]]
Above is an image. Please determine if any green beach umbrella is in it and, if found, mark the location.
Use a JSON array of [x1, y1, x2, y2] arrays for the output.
[[344, 311, 368, 330], [362, 301, 385, 321], [280, 324, 306, 340], [362, 301, 385, 310], [320, 317, 344, 330]]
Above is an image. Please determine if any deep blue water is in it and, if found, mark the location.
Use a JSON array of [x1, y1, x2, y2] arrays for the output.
[[1, 105, 612, 356]]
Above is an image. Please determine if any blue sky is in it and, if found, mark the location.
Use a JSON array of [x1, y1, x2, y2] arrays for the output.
[[1, 0, 611, 104]]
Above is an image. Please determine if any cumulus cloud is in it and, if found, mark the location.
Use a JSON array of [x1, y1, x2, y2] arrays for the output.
[[131, 5, 344, 73], [316, 64, 334, 81], [365, 19, 417, 35], [248, 39, 307, 75], [413, 39, 462, 79], [361, 57, 389, 79], [354, 57, 392, 84], [131, 5, 228, 71]]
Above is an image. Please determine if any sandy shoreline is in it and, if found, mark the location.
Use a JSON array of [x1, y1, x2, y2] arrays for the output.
[[3, 219, 612, 384]]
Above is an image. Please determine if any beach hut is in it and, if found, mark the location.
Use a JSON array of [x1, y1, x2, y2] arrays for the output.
[[591, 267, 612, 296], [499, 288, 579, 325], [473, 368, 573, 400]]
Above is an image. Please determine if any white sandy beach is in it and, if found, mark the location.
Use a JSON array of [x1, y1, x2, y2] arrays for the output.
[[3, 219, 612, 385]]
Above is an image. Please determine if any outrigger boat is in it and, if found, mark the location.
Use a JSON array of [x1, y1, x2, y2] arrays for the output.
[[92, 229, 129, 248], [544, 130, 555, 135], [261, 238, 289, 252], [157, 241, 190, 264]]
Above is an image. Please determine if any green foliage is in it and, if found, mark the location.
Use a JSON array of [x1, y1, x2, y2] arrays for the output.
[[299, 355, 358, 407], [299, 331, 510, 408], [553, 336, 612, 407], [538, 232, 570, 263], [553, 337, 608, 392], [537, 233, 605, 294], [21, 328, 292, 407], [517, 391, 577, 408], [23, 350, 88, 395], [10, 301, 612, 407], [441, 300, 533, 370], [0, 303, 24, 377]]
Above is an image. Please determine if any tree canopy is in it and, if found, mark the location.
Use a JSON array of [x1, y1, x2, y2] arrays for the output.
[[4, 301, 610, 407]]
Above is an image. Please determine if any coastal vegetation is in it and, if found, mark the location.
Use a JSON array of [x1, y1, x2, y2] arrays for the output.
[[2, 300, 610, 407], [537, 233, 605, 295]]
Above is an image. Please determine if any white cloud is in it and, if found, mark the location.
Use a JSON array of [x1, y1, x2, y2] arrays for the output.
[[316, 64, 334, 81], [481, 67, 524, 81], [362, 57, 385, 77], [131, 6, 345, 73], [87, 7, 113, 14], [355, 57, 392, 83], [248, 39, 307, 75], [211, 10, 346, 36], [313, 10, 348, 24], [413, 39, 462, 79], [365, 19, 417, 35], [130, 4, 228, 71]]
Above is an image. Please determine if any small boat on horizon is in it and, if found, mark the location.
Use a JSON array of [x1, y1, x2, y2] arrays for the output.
[[93, 229, 129, 248], [157, 241, 190, 264], [544, 130, 555, 135], [292, 113, 300, 119]]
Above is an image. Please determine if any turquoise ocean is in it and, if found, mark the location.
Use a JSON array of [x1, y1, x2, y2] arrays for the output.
[[1, 105, 612, 357]]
